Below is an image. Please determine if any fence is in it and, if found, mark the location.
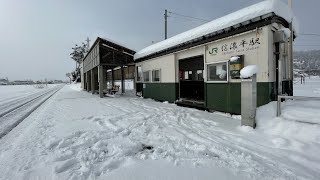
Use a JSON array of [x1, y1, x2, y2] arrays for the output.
[[277, 95, 320, 116]]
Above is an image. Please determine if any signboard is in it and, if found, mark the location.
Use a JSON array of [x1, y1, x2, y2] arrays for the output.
[[208, 37, 261, 57]]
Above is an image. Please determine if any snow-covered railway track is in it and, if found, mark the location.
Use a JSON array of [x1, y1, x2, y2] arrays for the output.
[[0, 85, 63, 139], [0, 87, 59, 118]]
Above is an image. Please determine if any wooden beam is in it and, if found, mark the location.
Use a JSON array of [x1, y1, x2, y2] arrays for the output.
[[101, 52, 111, 59]]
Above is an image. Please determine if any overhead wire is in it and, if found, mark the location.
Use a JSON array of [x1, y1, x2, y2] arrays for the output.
[[167, 11, 210, 23], [165, 10, 320, 48], [294, 45, 320, 47], [298, 33, 320, 37]]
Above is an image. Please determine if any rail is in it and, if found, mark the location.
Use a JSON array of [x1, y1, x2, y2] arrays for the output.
[[0, 87, 59, 118], [277, 95, 320, 116], [0, 86, 63, 139]]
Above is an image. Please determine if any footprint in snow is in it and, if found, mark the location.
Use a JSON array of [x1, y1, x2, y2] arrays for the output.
[[54, 159, 79, 173]]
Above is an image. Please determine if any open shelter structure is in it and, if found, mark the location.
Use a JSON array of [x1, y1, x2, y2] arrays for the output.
[[81, 37, 136, 97]]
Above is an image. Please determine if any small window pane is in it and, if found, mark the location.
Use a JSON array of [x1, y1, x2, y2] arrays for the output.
[[137, 66, 142, 82], [152, 70, 160, 82], [207, 62, 228, 81], [184, 71, 189, 80], [143, 71, 150, 82], [183, 71, 193, 80], [197, 70, 203, 81]]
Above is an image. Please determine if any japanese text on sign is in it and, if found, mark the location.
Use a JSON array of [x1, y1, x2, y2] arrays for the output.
[[208, 37, 261, 56]]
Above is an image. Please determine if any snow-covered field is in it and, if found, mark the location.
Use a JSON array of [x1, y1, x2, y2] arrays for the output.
[[0, 84, 59, 104], [0, 78, 319, 180]]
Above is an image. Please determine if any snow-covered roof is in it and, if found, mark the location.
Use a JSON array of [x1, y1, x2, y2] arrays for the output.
[[134, 0, 297, 60]]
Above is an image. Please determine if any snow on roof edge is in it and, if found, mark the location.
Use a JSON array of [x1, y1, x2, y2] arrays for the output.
[[134, 0, 296, 60]]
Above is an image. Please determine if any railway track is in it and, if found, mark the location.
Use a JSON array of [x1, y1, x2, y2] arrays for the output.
[[0, 85, 63, 139]]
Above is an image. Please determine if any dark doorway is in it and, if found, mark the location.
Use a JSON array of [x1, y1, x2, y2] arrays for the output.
[[179, 55, 204, 102]]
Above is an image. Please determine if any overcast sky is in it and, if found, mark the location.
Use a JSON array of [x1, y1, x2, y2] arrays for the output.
[[0, 0, 319, 81]]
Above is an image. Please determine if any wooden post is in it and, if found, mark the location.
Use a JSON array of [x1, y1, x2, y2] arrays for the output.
[[83, 72, 86, 90], [111, 69, 115, 87], [133, 65, 136, 91], [121, 66, 125, 93], [91, 69, 94, 94], [86, 72, 90, 92], [104, 68, 107, 89], [98, 65, 104, 98]]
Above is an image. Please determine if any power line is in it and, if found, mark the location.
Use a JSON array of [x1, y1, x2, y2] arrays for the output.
[[298, 33, 320, 37], [167, 11, 210, 22], [169, 15, 207, 25], [294, 44, 320, 46]]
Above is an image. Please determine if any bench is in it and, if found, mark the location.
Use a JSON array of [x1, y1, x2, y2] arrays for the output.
[[106, 85, 120, 95]]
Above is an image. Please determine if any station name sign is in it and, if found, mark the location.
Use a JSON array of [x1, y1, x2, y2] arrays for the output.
[[208, 37, 261, 56]]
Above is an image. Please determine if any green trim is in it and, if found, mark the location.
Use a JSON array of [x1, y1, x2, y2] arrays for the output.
[[142, 82, 275, 114], [206, 82, 274, 114], [143, 83, 178, 103], [206, 83, 240, 114], [257, 82, 274, 107]]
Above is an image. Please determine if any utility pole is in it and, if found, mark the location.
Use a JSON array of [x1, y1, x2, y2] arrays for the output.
[[85, 37, 90, 52], [288, 0, 294, 95], [288, 0, 292, 8], [164, 9, 168, 39]]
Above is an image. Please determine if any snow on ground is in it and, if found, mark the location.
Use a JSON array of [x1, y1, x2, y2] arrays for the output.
[[0, 79, 319, 180], [278, 76, 320, 125], [254, 76, 320, 179], [0, 84, 59, 104], [294, 76, 320, 97]]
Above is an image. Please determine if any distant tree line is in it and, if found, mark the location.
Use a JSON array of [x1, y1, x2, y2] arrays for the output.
[[294, 50, 320, 75]]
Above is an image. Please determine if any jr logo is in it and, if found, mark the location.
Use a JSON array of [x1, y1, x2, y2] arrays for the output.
[[209, 47, 218, 55]]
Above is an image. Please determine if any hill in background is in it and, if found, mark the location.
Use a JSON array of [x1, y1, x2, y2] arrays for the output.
[[294, 50, 320, 75]]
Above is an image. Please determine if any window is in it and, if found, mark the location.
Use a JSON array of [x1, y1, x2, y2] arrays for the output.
[[152, 69, 161, 82], [184, 71, 193, 80], [137, 66, 142, 82], [143, 71, 150, 82], [197, 70, 204, 81], [207, 62, 228, 82]]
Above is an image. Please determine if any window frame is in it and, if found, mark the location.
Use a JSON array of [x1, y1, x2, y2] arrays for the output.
[[136, 66, 143, 82], [206, 60, 229, 83], [143, 71, 150, 82], [152, 69, 161, 82]]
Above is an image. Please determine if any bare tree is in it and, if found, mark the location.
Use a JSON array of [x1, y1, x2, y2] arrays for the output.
[[69, 40, 90, 82]]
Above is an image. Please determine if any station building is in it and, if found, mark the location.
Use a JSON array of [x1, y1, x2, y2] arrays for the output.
[[134, 0, 296, 114]]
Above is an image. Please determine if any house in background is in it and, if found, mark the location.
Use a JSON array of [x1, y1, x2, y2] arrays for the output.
[[0, 78, 8, 85]]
